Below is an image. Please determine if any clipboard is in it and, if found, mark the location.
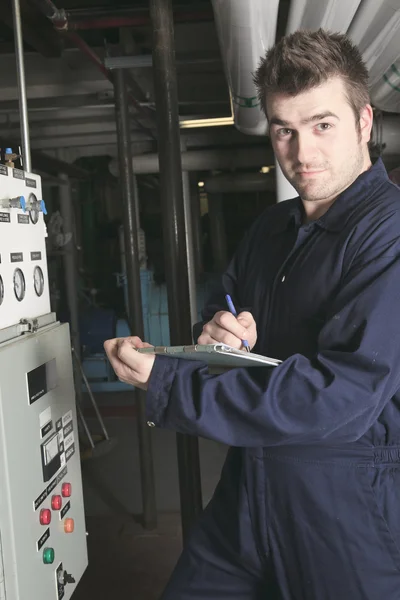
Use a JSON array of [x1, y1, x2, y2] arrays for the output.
[[137, 344, 281, 370]]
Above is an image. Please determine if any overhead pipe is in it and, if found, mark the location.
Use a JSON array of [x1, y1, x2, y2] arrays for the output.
[[211, 0, 279, 136], [12, 0, 31, 172], [149, 0, 203, 541], [30, 0, 156, 137], [114, 68, 157, 530], [109, 145, 274, 176], [204, 171, 275, 194], [59, 6, 213, 31]]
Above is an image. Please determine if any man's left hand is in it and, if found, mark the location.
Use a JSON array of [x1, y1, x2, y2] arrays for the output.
[[104, 336, 155, 390]]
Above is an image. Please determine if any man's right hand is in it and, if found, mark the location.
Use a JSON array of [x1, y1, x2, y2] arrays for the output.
[[198, 311, 257, 351]]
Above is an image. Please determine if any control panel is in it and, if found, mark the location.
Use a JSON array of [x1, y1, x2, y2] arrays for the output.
[[0, 169, 88, 599], [0, 166, 50, 330]]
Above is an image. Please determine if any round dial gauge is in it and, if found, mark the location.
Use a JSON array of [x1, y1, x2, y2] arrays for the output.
[[28, 193, 39, 224], [33, 266, 44, 297], [13, 268, 26, 302], [0, 275, 4, 305]]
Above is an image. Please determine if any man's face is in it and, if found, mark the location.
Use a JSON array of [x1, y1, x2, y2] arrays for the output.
[[266, 77, 373, 204]]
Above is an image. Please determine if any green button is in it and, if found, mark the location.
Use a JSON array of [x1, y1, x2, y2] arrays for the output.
[[43, 547, 55, 565]]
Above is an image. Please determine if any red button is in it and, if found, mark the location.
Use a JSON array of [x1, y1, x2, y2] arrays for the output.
[[61, 483, 72, 498], [64, 518, 74, 534], [40, 509, 51, 525], [51, 495, 62, 511]]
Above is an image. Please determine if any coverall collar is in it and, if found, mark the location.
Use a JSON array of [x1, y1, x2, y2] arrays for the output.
[[276, 158, 389, 234]]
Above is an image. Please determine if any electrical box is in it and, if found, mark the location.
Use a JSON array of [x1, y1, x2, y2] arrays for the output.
[[0, 166, 88, 599]]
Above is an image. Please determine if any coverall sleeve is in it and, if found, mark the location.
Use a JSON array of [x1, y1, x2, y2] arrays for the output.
[[146, 217, 400, 446]]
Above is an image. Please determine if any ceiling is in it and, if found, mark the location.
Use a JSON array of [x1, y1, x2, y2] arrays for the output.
[[0, 0, 281, 176], [0, 0, 399, 179]]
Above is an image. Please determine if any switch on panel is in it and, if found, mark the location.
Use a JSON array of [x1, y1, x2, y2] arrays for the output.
[[40, 509, 51, 526], [64, 518, 74, 534], [43, 548, 55, 565], [51, 495, 62, 511], [61, 483, 72, 498]]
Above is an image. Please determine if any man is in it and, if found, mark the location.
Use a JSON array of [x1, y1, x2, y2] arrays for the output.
[[105, 29, 400, 599]]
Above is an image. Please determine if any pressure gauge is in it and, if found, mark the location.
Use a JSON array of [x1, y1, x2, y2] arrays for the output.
[[0, 275, 4, 305], [13, 268, 26, 302], [28, 193, 39, 224], [33, 266, 44, 297]]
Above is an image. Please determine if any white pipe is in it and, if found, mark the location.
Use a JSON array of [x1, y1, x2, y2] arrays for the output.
[[109, 146, 274, 176], [211, 0, 279, 136], [286, 0, 362, 34], [348, 0, 400, 87]]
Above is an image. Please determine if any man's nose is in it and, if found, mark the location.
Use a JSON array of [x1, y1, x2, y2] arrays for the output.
[[292, 132, 317, 165]]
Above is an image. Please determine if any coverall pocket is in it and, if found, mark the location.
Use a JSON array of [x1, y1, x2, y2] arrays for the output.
[[360, 466, 400, 573]]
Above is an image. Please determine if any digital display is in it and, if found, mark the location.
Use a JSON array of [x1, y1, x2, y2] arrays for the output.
[[44, 434, 59, 465]]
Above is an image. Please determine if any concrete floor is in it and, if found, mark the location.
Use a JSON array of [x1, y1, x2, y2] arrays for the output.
[[72, 391, 228, 599], [73, 513, 183, 600]]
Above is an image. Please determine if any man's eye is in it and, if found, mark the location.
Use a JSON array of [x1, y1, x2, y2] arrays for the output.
[[316, 123, 332, 131], [277, 128, 292, 137]]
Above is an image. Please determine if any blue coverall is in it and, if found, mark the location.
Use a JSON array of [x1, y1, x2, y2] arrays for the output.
[[146, 158, 400, 599]]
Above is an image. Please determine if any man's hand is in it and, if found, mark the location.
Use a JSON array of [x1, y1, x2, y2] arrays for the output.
[[198, 311, 257, 350], [104, 336, 155, 390]]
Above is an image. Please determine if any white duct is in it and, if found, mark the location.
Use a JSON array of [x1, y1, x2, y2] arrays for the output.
[[370, 59, 400, 113], [286, 0, 363, 34], [211, 0, 279, 136], [109, 146, 273, 176], [348, 0, 400, 88]]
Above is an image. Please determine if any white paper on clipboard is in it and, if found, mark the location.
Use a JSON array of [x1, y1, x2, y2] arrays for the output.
[[137, 344, 281, 371]]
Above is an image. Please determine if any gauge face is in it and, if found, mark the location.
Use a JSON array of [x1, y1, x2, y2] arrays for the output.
[[28, 193, 39, 224], [13, 268, 26, 302], [0, 275, 3, 305], [33, 266, 44, 297]]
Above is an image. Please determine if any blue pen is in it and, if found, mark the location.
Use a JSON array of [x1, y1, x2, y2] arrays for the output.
[[225, 294, 251, 352]]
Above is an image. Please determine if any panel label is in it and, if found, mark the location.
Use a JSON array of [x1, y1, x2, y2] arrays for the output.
[[41, 421, 53, 438], [65, 444, 75, 463], [31, 251, 41, 261], [34, 489, 47, 511], [63, 422, 73, 437], [46, 477, 57, 496], [10, 252, 23, 263], [27, 358, 57, 405], [37, 528, 50, 551], [26, 177, 37, 188], [62, 410, 72, 428], [60, 501, 70, 520], [0, 165, 8, 176], [12, 169, 24, 181], [64, 432, 74, 451], [18, 214, 29, 224], [0, 212, 10, 223], [57, 465, 68, 484]]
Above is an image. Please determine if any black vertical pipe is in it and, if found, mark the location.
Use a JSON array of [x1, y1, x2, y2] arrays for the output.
[[190, 183, 204, 280], [149, 0, 203, 539], [59, 174, 83, 402], [114, 68, 157, 530]]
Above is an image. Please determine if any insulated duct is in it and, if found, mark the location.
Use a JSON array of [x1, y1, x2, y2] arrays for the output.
[[109, 146, 273, 176], [286, 0, 362, 33], [211, 0, 279, 136]]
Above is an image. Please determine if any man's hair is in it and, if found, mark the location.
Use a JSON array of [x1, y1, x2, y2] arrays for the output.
[[253, 29, 370, 124]]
